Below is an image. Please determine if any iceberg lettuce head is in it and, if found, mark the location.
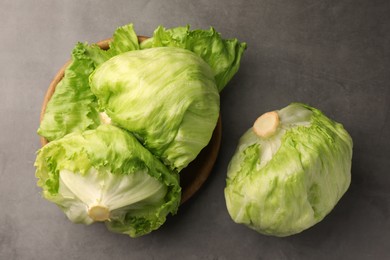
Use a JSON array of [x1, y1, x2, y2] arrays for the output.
[[224, 103, 353, 236], [35, 124, 181, 237]]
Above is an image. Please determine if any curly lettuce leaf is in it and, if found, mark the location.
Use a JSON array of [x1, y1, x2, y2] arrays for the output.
[[38, 24, 140, 141], [141, 25, 247, 92]]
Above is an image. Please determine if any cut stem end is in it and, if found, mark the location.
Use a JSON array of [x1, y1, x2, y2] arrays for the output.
[[88, 205, 110, 222], [99, 112, 112, 125], [253, 111, 280, 138]]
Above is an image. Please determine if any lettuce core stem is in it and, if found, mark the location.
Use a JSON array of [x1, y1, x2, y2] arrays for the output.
[[253, 111, 280, 138], [99, 112, 112, 125], [88, 205, 110, 222]]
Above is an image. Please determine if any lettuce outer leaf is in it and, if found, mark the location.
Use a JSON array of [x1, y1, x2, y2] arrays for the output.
[[90, 47, 220, 171], [35, 124, 181, 237], [38, 24, 139, 141], [37, 43, 100, 141], [141, 25, 247, 92], [225, 103, 353, 236], [107, 23, 140, 55]]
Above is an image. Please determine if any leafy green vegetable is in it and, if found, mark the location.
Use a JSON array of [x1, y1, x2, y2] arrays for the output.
[[224, 103, 353, 236], [36, 23, 246, 237], [38, 24, 140, 141], [90, 47, 220, 171], [37, 43, 100, 141], [35, 124, 181, 237]]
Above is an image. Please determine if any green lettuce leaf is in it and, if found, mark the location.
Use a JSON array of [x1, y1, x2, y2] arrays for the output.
[[35, 124, 181, 237], [38, 24, 139, 141], [107, 23, 140, 55], [90, 47, 220, 171], [141, 25, 247, 92], [225, 103, 353, 236]]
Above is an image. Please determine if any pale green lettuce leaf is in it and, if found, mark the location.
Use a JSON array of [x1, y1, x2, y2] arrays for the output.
[[141, 25, 247, 92], [35, 124, 181, 237], [225, 103, 353, 236]]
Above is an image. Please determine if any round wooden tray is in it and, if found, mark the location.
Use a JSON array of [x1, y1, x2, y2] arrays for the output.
[[40, 36, 222, 204]]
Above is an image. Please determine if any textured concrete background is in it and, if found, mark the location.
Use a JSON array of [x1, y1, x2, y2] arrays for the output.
[[1, 0, 389, 259]]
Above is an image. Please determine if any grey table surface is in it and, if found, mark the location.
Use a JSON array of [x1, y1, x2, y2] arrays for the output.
[[1, 0, 389, 259]]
